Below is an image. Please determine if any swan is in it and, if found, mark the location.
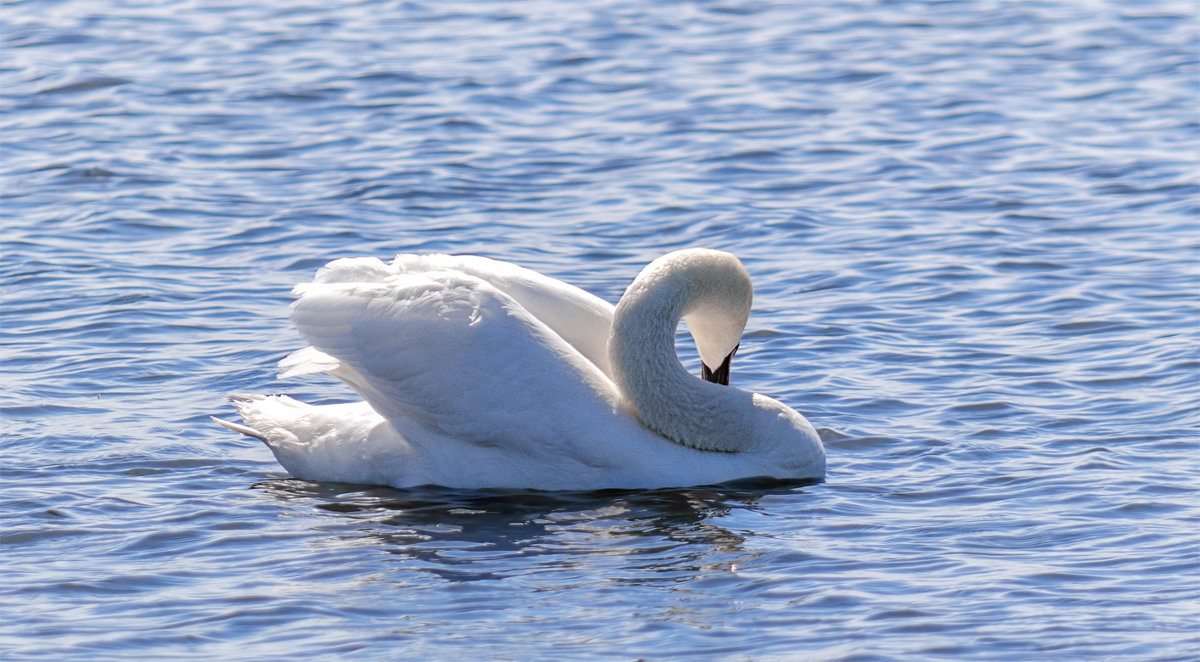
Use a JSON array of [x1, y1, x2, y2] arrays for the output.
[[215, 248, 825, 490]]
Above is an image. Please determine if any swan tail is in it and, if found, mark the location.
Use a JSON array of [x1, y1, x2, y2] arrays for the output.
[[214, 393, 309, 448], [216, 394, 394, 483]]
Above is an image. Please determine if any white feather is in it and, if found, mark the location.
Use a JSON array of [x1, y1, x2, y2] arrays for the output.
[[219, 249, 825, 489]]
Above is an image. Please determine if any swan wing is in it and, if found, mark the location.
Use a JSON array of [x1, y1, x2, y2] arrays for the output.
[[287, 268, 620, 450], [294, 255, 615, 376], [389, 254, 615, 376]]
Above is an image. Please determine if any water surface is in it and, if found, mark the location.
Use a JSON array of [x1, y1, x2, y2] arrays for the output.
[[2, 0, 1198, 659]]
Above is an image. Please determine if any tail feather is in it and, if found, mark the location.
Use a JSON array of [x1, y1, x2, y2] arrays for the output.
[[212, 415, 268, 442], [214, 393, 308, 445]]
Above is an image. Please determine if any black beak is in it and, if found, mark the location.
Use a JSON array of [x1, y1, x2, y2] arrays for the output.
[[700, 344, 738, 386]]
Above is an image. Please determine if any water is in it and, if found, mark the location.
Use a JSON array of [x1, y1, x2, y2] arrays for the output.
[[3, 0, 1198, 658]]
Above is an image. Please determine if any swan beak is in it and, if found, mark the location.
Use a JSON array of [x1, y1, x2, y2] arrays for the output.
[[700, 345, 738, 386]]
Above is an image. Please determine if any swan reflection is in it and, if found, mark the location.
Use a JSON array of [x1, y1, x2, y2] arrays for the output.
[[253, 478, 819, 585]]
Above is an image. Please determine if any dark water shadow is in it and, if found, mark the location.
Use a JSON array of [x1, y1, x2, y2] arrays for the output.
[[251, 477, 822, 583]]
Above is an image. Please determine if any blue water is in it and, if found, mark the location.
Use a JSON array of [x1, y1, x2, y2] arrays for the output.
[[3, 0, 1198, 659]]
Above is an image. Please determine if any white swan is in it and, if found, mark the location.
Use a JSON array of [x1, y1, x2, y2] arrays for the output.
[[215, 248, 825, 490]]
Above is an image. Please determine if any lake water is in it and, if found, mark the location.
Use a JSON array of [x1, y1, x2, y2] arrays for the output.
[[2, 0, 1198, 659]]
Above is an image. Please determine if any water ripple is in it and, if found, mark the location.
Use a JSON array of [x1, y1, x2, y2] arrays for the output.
[[3, 0, 1198, 659]]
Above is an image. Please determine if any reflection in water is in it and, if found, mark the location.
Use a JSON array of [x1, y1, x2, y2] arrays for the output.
[[252, 478, 819, 585]]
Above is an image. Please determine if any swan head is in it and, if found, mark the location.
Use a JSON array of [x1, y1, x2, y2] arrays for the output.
[[619, 248, 753, 385], [682, 260, 750, 383]]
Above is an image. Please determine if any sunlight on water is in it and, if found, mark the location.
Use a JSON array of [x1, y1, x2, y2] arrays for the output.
[[2, 0, 1198, 659]]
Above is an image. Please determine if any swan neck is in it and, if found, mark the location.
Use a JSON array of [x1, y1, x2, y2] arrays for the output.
[[607, 250, 753, 452]]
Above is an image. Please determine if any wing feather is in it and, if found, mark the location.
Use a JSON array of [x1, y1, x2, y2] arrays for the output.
[[288, 270, 618, 449]]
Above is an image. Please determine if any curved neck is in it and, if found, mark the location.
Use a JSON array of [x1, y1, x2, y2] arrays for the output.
[[607, 250, 753, 452]]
